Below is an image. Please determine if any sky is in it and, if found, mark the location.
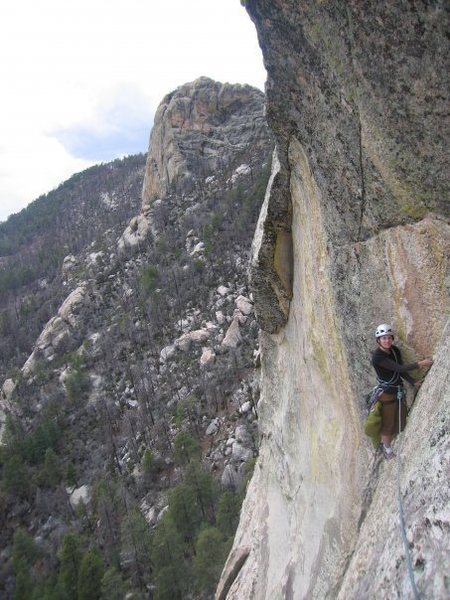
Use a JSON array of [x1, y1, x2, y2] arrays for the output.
[[0, 0, 267, 222]]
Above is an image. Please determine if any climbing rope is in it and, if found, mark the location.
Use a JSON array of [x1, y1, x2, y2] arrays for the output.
[[396, 388, 420, 600]]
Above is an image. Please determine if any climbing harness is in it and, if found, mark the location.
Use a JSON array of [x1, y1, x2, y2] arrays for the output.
[[364, 350, 402, 447], [395, 387, 421, 600], [366, 349, 401, 413]]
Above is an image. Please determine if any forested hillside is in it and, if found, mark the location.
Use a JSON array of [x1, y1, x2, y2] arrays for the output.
[[0, 79, 272, 599], [0, 154, 146, 382]]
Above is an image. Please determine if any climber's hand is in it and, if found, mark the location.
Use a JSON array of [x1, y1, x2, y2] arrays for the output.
[[418, 358, 433, 368]]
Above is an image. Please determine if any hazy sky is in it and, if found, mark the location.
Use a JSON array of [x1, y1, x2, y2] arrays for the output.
[[0, 0, 266, 222]]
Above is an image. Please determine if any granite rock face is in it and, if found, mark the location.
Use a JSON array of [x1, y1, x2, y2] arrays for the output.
[[142, 76, 269, 210], [218, 2, 449, 599]]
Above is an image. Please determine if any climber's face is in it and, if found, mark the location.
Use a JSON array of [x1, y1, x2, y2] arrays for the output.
[[378, 335, 394, 351]]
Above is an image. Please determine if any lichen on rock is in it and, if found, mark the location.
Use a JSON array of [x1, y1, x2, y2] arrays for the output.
[[218, 1, 450, 598]]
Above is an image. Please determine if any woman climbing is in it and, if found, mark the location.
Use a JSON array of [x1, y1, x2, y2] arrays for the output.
[[372, 324, 433, 459]]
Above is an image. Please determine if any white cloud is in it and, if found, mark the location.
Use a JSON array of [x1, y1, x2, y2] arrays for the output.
[[53, 84, 155, 162], [0, 134, 91, 222], [0, 0, 266, 222]]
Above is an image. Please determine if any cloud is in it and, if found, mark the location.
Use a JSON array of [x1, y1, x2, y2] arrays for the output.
[[0, 85, 154, 223], [0, 134, 91, 222], [54, 85, 154, 162], [0, 0, 266, 222]]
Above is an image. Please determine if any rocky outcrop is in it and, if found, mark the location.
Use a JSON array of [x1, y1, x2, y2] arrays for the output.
[[117, 214, 151, 254], [218, 1, 449, 599], [22, 284, 87, 377], [141, 77, 269, 210]]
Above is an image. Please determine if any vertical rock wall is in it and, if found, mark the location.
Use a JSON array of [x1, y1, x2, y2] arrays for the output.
[[217, 1, 449, 598]]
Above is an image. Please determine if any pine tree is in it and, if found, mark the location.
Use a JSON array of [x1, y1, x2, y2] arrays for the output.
[[142, 448, 153, 474], [217, 491, 241, 537], [151, 513, 189, 600], [12, 528, 40, 568], [168, 483, 202, 544], [77, 549, 104, 600], [100, 566, 126, 600], [14, 566, 33, 600], [193, 527, 230, 594], [41, 447, 60, 487], [12, 528, 40, 600], [120, 508, 152, 589], [172, 431, 200, 466], [2, 454, 30, 498], [24, 419, 59, 464], [65, 463, 78, 488], [92, 478, 121, 564], [184, 461, 217, 521], [58, 532, 83, 600]]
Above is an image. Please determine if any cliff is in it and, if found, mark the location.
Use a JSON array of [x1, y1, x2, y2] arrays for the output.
[[218, 1, 449, 598]]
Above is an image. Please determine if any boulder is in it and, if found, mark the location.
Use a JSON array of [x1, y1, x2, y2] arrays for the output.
[[222, 318, 242, 348], [231, 442, 253, 463], [68, 485, 90, 508], [175, 329, 210, 351], [62, 254, 77, 274], [118, 214, 150, 254], [239, 401, 253, 415], [200, 347, 215, 366], [215, 310, 226, 325], [58, 286, 86, 327], [234, 425, 253, 445], [190, 241, 205, 255], [1, 379, 16, 402], [235, 295, 253, 315], [221, 464, 243, 490], [217, 285, 231, 297], [160, 345, 176, 363], [206, 418, 221, 436]]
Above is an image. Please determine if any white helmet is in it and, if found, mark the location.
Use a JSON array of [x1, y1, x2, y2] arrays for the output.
[[375, 323, 394, 338]]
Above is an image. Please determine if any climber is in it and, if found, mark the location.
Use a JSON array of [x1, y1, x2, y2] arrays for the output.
[[371, 324, 433, 459]]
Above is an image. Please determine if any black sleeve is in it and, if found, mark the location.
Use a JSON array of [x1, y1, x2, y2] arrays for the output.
[[376, 356, 419, 374], [401, 372, 416, 386]]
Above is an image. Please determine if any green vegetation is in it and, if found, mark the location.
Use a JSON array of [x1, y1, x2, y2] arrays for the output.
[[65, 354, 90, 404], [173, 431, 201, 465], [142, 449, 153, 474], [0, 414, 62, 498], [400, 201, 427, 220], [40, 448, 61, 487], [150, 458, 241, 598], [193, 527, 231, 595], [66, 462, 78, 488], [23, 419, 60, 465], [12, 528, 40, 600], [140, 265, 159, 294], [58, 533, 83, 599], [100, 566, 126, 600], [78, 549, 104, 600], [217, 491, 242, 537], [0, 142, 269, 599]]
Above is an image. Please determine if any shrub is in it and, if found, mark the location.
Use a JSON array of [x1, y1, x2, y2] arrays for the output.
[[140, 265, 159, 294], [172, 431, 201, 466]]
